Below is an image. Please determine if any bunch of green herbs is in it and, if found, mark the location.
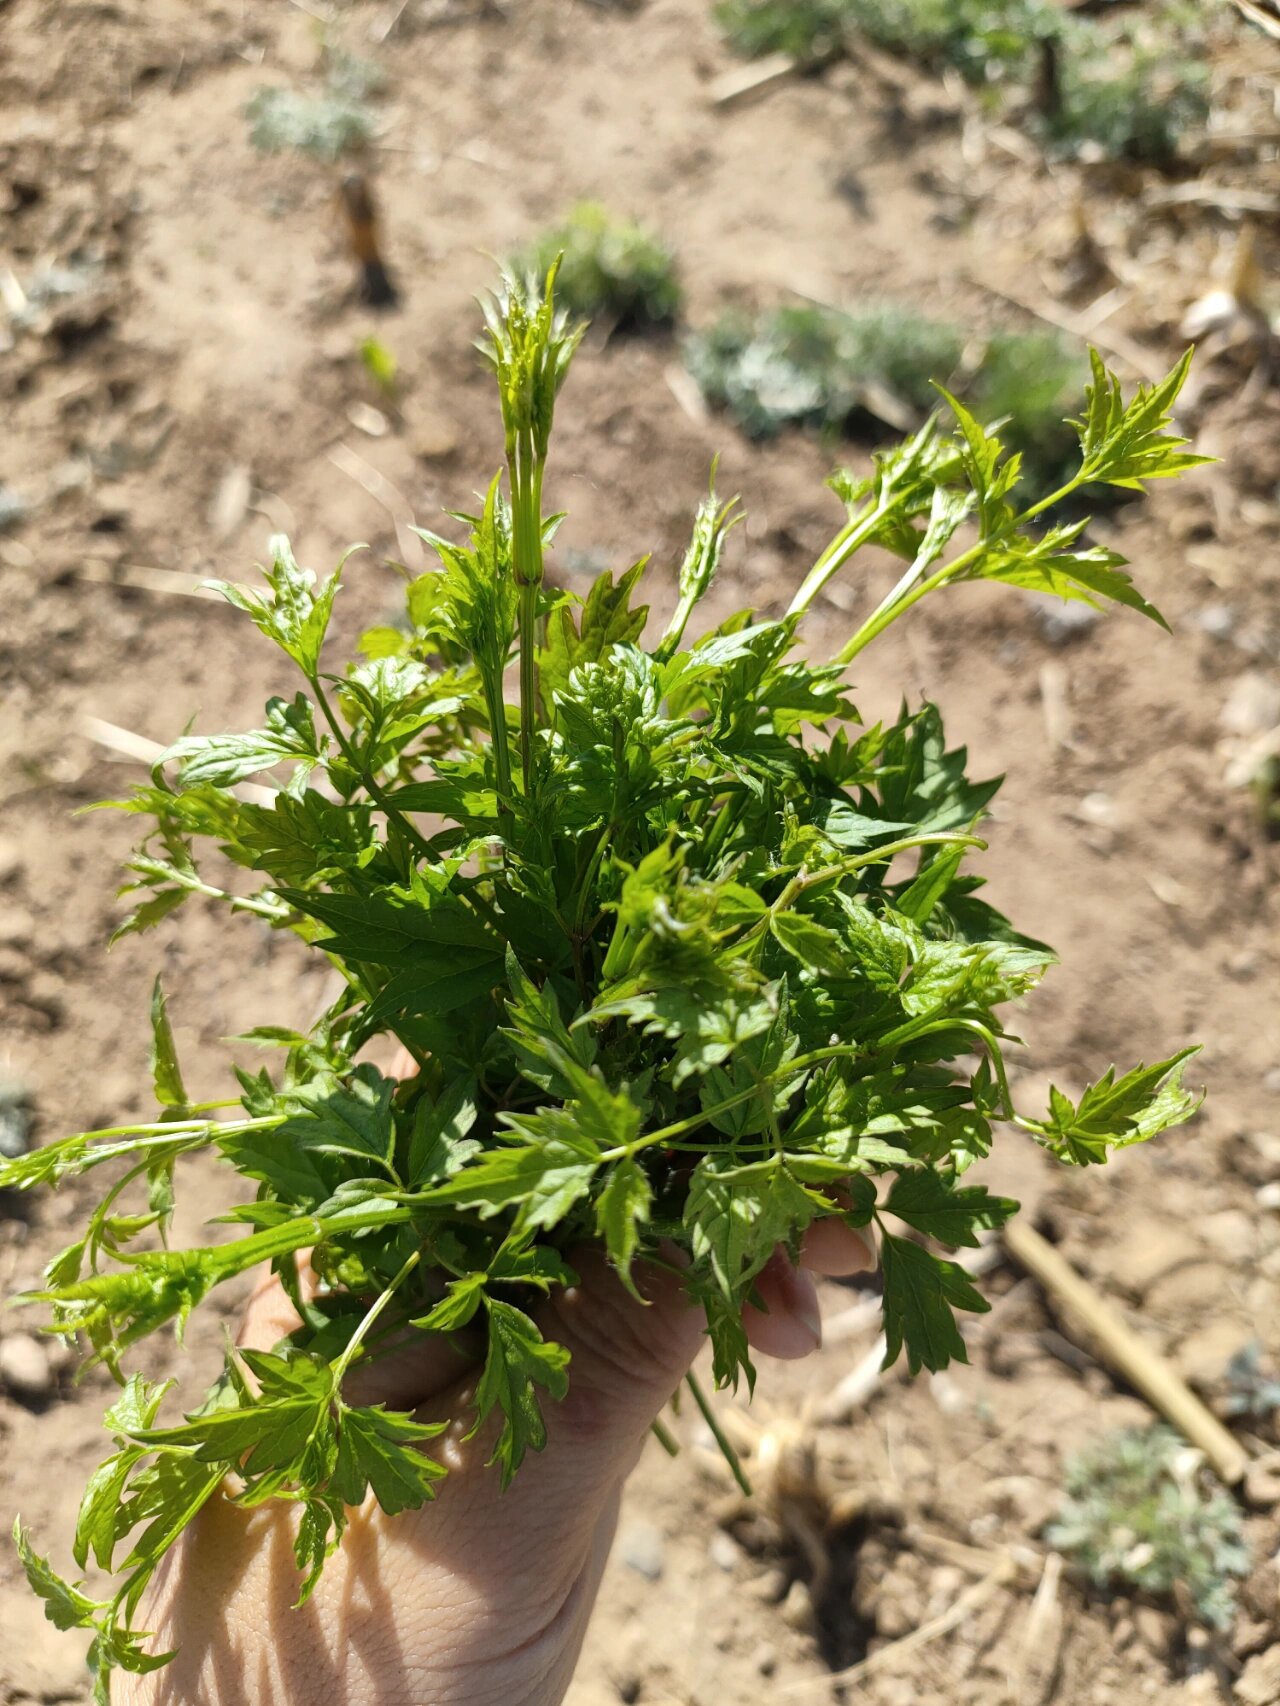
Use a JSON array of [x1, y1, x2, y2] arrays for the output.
[[3, 265, 1207, 1698]]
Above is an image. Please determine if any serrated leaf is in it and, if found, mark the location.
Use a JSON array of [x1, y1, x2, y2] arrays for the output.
[[330, 1403, 447, 1514], [880, 1233, 989, 1375], [289, 1067, 397, 1172], [413, 1270, 488, 1333], [422, 1133, 599, 1235], [1037, 1049, 1201, 1165], [148, 978, 187, 1110], [473, 1300, 570, 1485], [884, 1168, 1017, 1247], [14, 1520, 106, 1631], [407, 1076, 480, 1186], [595, 1155, 651, 1296], [771, 910, 846, 977]]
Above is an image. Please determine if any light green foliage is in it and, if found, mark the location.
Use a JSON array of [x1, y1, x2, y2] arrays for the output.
[[510, 204, 682, 330], [685, 305, 1086, 501], [716, 0, 1059, 79], [718, 0, 1211, 162], [1039, 7, 1211, 165], [246, 48, 383, 161], [1048, 1426, 1251, 1628], [1, 267, 1207, 1695], [685, 303, 965, 438], [1223, 1342, 1280, 1422]]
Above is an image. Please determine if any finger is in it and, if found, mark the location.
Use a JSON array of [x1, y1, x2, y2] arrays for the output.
[[741, 1249, 822, 1359], [800, 1215, 876, 1277], [536, 1246, 706, 1452]]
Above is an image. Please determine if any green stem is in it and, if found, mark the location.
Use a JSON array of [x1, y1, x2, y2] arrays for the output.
[[331, 1249, 422, 1389], [309, 675, 439, 866], [685, 1373, 751, 1497], [512, 455, 546, 798], [832, 471, 1089, 667], [650, 1415, 680, 1458], [787, 496, 890, 619]]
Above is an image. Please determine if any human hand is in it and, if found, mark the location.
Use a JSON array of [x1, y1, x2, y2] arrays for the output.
[[120, 1219, 873, 1706]]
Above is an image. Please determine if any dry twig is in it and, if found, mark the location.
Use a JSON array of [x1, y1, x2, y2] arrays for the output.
[[709, 52, 801, 108], [1003, 1220, 1248, 1485]]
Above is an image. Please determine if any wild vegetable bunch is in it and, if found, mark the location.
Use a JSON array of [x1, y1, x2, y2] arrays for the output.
[[3, 265, 1207, 1698]]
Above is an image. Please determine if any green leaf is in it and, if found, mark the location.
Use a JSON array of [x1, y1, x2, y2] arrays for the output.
[[15, 1519, 107, 1631], [330, 1404, 447, 1514], [208, 536, 352, 675], [413, 1270, 488, 1332], [407, 1077, 480, 1186], [771, 910, 847, 977], [288, 1067, 397, 1173], [148, 978, 187, 1110], [1036, 1050, 1202, 1165], [422, 1131, 599, 1235], [979, 527, 1167, 630], [1073, 348, 1212, 491], [473, 1300, 571, 1485], [684, 1154, 817, 1301], [935, 387, 1018, 537], [281, 884, 501, 973], [595, 1155, 651, 1296], [880, 1233, 989, 1375], [884, 1169, 1017, 1248]]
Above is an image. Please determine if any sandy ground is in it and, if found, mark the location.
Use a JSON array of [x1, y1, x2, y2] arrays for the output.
[[2, 1, 1280, 1701]]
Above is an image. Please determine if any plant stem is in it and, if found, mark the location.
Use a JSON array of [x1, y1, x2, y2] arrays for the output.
[[831, 471, 1089, 666], [685, 1373, 751, 1496], [332, 1249, 422, 1389], [650, 1415, 680, 1458], [512, 454, 546, 798], [787, 496, 890, 619]]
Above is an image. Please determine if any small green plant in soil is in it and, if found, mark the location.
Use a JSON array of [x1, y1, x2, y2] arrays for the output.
[[1048, 1425, 1251, 1628], [715, 0, 1060, 81], [718, 0, 1211, 164], [246, 49, 384, 163], [685, 303, 1083, 500], [3, 264, 1207, 1698], [509, 203, 682, 330], [1037, 25, 1209, 166], [1224, 1341, 1280, 1421]]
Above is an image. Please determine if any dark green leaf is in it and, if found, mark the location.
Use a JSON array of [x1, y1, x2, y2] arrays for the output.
[[885, 1169, 1017, 1247], [880, 1233, 989, 1375]]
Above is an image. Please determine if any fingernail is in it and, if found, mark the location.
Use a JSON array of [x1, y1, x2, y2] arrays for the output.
[[784, 1262, 822, 1349]]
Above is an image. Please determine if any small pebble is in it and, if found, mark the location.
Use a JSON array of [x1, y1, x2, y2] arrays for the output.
[[1258, 1183, 1280, 1213], [1037, 600, 1099, 647], [1133, 1603, 1176, 1659], [1197, 602, 1237, 641], [780, 1579, 814, 1634], [708, 1531, 739, 1572], [619, 1522, 664, 1582], [752, 1641, 778, 1677], [0, 906, 32, 948], [0, 1331, 52, 1399]]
